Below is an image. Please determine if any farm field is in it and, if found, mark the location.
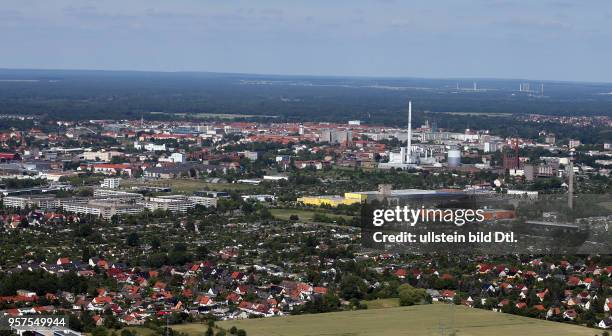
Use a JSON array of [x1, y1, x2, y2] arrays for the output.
[[214, 304, 597, 336]]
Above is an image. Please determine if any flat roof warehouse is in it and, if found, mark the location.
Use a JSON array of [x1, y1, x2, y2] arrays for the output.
[[297, 185, 467, 207]]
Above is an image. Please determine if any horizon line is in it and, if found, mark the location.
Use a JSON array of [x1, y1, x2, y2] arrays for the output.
[[0, 67, 610, 86]]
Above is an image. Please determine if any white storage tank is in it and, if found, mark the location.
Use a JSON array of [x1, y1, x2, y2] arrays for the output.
[[447, 149, 461, 167]]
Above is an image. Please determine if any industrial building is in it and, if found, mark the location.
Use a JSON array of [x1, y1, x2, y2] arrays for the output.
[[379, 101, 418, 169], [378, 101, 443, 169], [447, 148, 461, 168], [5, 187, 218, 219], [142, 196, 195, 213], [3, 195, 61, 210], [524, 163, 558, 181], [142, 195, 218, 212], [93, 189, 143, 199], [298, 185, 466, 207], [297, 194, 363, 207], [61, 198, 144, 219]]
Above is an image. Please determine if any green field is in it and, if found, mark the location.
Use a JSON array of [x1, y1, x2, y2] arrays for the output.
[[214, 304, 596, 336], [122, 178, 256, 193], [362, 298, 400, 309], [114, 324, 220, 336], [116, 326, 157, 336], [172, 324, 222, 335], [270, 208, 355, 221]]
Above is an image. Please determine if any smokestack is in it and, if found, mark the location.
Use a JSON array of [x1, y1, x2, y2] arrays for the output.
[[568, 161, 574, 209], [407, 101, 412, 163]]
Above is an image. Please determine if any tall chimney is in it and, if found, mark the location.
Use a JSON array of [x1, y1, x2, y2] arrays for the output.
[[568, 161, 574, 209], [407, 101, 412, 163]]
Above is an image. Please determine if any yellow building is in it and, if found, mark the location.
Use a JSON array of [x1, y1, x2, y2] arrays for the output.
[[297, 192, 366, 207], [343, 192, 369, 202], [297, 185, 461, 208]]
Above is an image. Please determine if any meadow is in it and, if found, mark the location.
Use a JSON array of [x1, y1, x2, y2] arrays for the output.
[[214, 304, 597, 336]]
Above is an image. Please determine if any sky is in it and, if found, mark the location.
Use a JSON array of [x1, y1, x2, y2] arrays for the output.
[[0, 0, 611, 82]]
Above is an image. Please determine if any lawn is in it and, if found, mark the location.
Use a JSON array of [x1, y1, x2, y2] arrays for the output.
[[269, 208, 355, 222], [212, 304, 597, 336]]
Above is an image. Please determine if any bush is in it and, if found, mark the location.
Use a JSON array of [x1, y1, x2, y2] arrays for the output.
[[91, 327, 109, 336], [398, 284, 430, 306]]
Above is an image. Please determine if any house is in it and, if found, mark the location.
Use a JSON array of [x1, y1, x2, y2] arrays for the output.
[[121, 313, 145, 325], [426, 289, 441, 301], [15, 290, 37, 298], [599, 317, 612, 329], [0, 153, 21, 162], [196, 296, 214, 307], [563, 309, 577, 320], [441, 290, 455, 301], [297, 283, 313, 295], [546, 307, 561, 318], [313, 287, 328, 295], [153, 281, 167, 291], [498, 299, 510, 309], [394, 268, 407, 278], [235, 285, 249, 295], [226, 293, 241, 303], [536, 289, 549, 302], [93, 164, 134, 176], [56, 258, 71, 266], [92, 315, 104, 326]]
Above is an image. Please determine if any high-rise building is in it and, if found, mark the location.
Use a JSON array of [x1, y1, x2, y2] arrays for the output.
[[484, 142, 500, 153], [101, 178, 121, 189], [569, 139, 581, 148], [319, 129, 352, 145]]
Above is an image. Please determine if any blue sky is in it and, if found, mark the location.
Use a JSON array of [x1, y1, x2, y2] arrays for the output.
[[1, 0, 611, 82]]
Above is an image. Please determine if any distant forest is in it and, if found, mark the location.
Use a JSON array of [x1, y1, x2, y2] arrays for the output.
[[0, 69, 611, 142]]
